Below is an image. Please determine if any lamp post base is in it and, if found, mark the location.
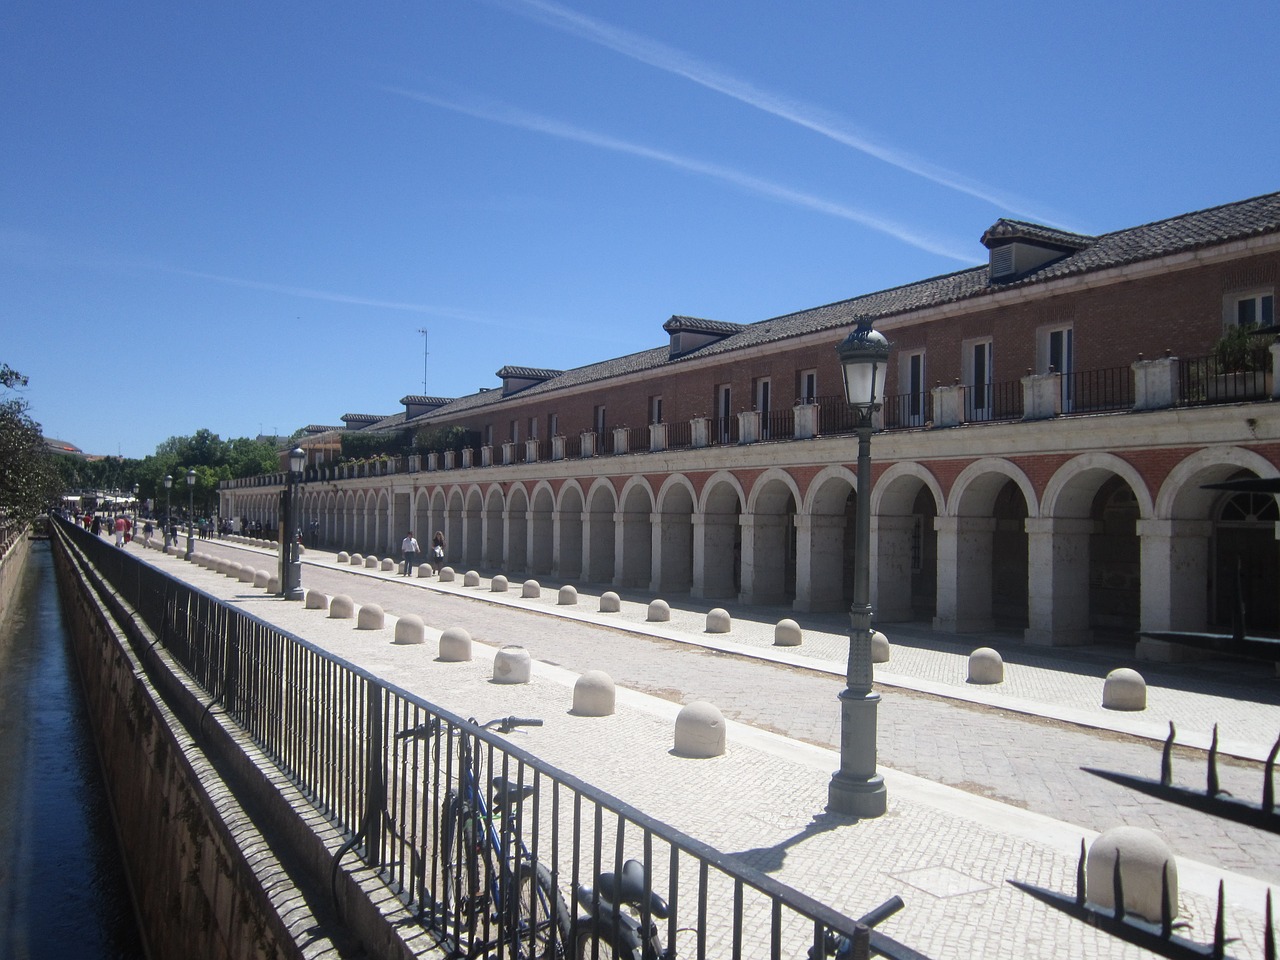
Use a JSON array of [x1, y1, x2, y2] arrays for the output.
[[827, 687, 887, 818], [827, 771, 887, 818]]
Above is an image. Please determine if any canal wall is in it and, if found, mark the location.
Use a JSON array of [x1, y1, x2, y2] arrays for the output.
[[0, 522, 33, 617], [51, 524, 436, 959]]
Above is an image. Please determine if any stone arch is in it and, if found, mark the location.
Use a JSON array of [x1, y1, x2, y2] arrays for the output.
[[556, 481, 586, 580], [583, 479, 618, 584], [653, 475, 697, 594], [871, 462, 944, 623], [742, 469, 801, 605], [695, 472, 744, 600], [617, 477, 656, 589]]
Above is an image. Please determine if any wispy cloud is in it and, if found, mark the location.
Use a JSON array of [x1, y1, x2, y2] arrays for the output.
[[386, 87, 976, 263], [170, 267, 451, 315], [488, 0, 1064, 226]]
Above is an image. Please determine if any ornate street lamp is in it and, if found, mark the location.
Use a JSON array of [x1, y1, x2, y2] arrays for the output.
[[164, 474, 173, 547], [185, 468, 196, 560], [828, 315, 890, 818], [280, 446, 306, 600]]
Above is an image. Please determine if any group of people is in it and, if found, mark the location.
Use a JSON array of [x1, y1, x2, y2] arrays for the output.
[[400, 530, 446, 577]]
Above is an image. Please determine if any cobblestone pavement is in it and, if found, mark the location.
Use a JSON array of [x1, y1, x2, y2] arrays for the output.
[[134, 539, 1280, 958]]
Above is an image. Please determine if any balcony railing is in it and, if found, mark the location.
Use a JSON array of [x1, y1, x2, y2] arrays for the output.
[[1177, 355, 1272, 406], [881, 391, 933, 430], [1060, 365, 1134, 415], [759, 408, 796, 441]]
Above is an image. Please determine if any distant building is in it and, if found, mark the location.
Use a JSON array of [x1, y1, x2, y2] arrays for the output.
[[223, 190, 1280, 649]]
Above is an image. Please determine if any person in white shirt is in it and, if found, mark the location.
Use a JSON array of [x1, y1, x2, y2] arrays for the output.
[[401, 532, 421, 577]]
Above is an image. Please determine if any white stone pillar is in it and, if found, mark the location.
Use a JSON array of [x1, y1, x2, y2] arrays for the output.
[[692, 514, 738, 599], [612, 427, 629, 456], [793, 402, 818, 440], [1022, 372, 1062, 420], [649, 422, 667, 452], [793, 514, 846, 613], [1136, 519, 1212, 634], [738, 410, 760, 445], [650, 510, 693, 593], [933, 516, 998, 632], [580, 432, 597, 458], [870, 515, 916, 623], [932, 383, 965, 427], [1024, 517, 1096, 646], [738, 514, 787, 604], [690, 417, 709, 448], [1132, 356, 1178, 410]]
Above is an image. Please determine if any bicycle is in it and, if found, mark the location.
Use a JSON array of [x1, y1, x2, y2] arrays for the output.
[[398, 715, 572, 960], [572, 858, 907, 960]]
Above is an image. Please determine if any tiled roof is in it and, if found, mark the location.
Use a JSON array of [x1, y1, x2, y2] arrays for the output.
[[399, 395, 454, 405], [662, 315, 745, 335], [496, 366, 564, 380], [980, 220, 1094, 250]]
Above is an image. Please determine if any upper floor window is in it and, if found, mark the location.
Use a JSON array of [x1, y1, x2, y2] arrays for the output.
[[1232, 290, 1275, 329], [527, 417, 538, 440], [799, 369, 817, 403], [649, 395, 663, 424], [901, 351, 925, 424], [594, 405, 607, 436], [548, 413, 558, 438]]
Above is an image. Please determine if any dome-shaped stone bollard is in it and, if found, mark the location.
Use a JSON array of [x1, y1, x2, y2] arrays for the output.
[[674, 701, 726, 758], [416, 564, 432, 578], [237, 565, 257, 583], [572, 671, 616, 716], [463, 570, 481, 587], [349, 553, 363, 566], [215, 558, 231, 575], [774, 619, 802, 646], [1086, 826, 1178, 923], [871, 630, 891, 664], [394, 615, 426, 645], [558, 585, 578, 605], [968, 647, 1004, 684], [336, 551, 350, 564], [492, 645, 532, 684], [226, 562, 244, 579], [599, 592, 621, 613], [438, 627, 473, 662], [329, 594, 355, 619], [380, 557, 396, 572], [647, 599, 671, 622], [1103, 668, 1147, 711], [705, 608, 731, 634], [365, 556, 380, 569], [491, 575, 509, 593], [253, 569, 270, 588], [304, 590, 329, 611], [439, 566, 455, 582], [357, 604, 385, 630], [522, 579, 540, 599], [267, 575, 280, 593]]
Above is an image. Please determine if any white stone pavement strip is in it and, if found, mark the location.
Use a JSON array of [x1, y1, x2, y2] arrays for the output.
[[135, 545, 1277, 960]]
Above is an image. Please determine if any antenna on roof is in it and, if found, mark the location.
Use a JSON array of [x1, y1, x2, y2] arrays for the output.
[[418, 327, 429, 394]]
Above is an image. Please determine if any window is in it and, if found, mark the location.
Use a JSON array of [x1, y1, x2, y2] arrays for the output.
[[485, 425, 493, 448], [509, 420, 519, 443], [1041, 325, 1073, 411], [527, 417, 537, 440], [901, 351, 926, 425], [963, 339, 993, 420], [1233, 291, 1275, 328], [753, 377, 772, 437], [593, 405, 606, 436], [716, 384, 732, 443], [799, 369, 817, 403], [548, 413, 558, 437], [649, 395, 663, 424]]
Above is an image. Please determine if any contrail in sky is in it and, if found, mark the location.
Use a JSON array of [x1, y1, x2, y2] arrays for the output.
[[489, 0, 1063, 225], [387, 87, 976, 263]]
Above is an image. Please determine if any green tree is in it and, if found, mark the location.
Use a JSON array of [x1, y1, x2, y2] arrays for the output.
[[0, 363, 62, 524]]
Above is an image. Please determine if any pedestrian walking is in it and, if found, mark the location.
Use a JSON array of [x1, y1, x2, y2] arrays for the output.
[[143, 520, 154, 546], [401, 531, 420, 577], [430, 530, 446, 576]]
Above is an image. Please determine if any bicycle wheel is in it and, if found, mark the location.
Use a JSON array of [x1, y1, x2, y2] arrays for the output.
[[511, 860, 572, 960], [573, 929, 625, 960], [440, 791, 481, 918]]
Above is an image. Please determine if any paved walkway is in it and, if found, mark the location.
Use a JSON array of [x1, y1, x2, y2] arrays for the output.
[[131, 536, 1280, 959]]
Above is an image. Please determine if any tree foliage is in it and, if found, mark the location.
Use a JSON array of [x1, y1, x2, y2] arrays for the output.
[[0, 363, 62, 524]]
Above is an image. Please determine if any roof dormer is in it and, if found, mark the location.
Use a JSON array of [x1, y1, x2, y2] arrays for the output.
[[400, 395, 452, 419], [662, 315, 745, 359], [340, 413, 387, 431], [981, 220, 1094, 283], [496, 366, 563, 396]]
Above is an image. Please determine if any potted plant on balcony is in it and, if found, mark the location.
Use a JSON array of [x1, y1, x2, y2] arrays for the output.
[[1209, 325, 1273, 400]]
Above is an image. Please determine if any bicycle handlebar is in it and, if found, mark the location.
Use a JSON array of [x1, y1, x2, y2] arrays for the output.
[[393, 717, 441, 740], [394, 715, 543, 740], [486, 716, 544, 733]]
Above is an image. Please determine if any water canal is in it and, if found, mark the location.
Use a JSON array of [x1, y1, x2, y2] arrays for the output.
[[0, 538, 146, 959]]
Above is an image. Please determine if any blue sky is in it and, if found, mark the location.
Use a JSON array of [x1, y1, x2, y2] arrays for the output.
[[3, 1, 1277, 458]]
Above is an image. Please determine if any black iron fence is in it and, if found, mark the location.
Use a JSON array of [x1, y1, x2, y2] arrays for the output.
[[709, 417, 739, 446], [1060, 366, 1134, 415], [881, 392, 932, 431], [1177, 355, 1272, 406], [54, 516, 925, 960], [759, 408, 796, 441], [963, 381, 1023, 422]]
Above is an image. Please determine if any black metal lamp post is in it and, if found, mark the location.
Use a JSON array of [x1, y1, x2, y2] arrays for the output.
[[828, 315, 890, 818], [185, 468, 196, 560], [164, 474, 173, 547], [280, 446, 306, 600]]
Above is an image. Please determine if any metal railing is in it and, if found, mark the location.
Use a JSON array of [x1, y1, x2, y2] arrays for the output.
[[963, 381, 1023, 422], [759, 408, 796, 441], [881, 392, 932, 430], [54, 515, 926, 960], [666, 420, 693, 450], [1177, 355, 1272, 406], [626, 426, 649, 453], [709, 417, 739, 446], [1059, 366, 1133, 415]]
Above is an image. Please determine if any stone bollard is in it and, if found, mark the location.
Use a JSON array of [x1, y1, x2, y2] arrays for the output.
[[705, 608, 731, 634], [349, 553, 364, 566], [365, 556, 380, 569], [267, 575, 280, 593], [968, 647, 1004, 684], [380, 558, 396, 572], [774, 619, 802, 646], [336, 551, 350, 564], [572, 671, 615, 716], [674, 701, 726, 758], [215, 558, 232, 575], [1086, 826, 1178, 923], [647, 599, 671, 622], [558, 585, 578, 605], [416, 564, 432, 578], [599, 592, 621, 613], [357, 604, 385, 630], [439, 566, 455, 582], [329, 594, 355, 619], [304, 590, 329, 611], [394, 615, 426, 645], [237, 565, 257, 583], [522, 580, 540, 599], [463, 570, 480, 587], [1102, 668, 1147, 711], [438, 627, 473, 662], [492, 645, 532, 684], [226, 562, 244, 580], [253, 569, 270, 588], [491, 575, 509, 593], [871, 630, 891, 664]]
